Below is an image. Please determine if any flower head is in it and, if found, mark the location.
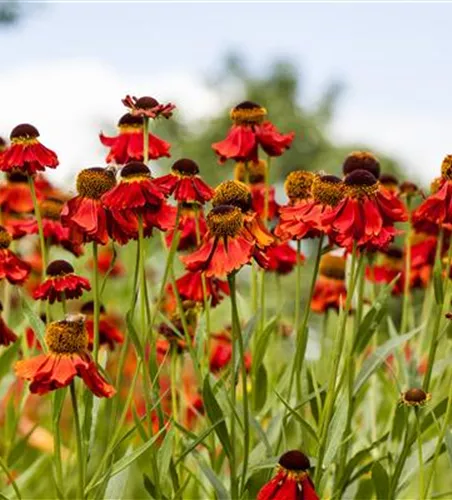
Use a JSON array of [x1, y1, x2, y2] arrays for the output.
[[400, 388, 431, 407], [212, 101, 294, 163], [155, 158, 214, 204], [284, 170, 315, 205], [257, 450, 318, 500], [33, 260, 91, 304], [266, 242, 304, 275], [0, 225, 31, 285], [209, 329, 252, 373], [15, 316, 116, 397], [122, 95, 175, 119], [61, 167, 118, 245], [0, 124, 59, 175], [100, 113, 171, 165], [342, 151, 380, 179], [379, 173, 399, 194], [165, 203, 207, 251], [171, 271, 230, 308], [311, 253, 347, 313]]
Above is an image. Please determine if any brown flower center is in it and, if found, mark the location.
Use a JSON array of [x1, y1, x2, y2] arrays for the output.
[[171, 158, 200, 177], [207, 205, 244, 238], [441, 155, 452, 181], [0, 226, 12, 249], [10, 123, 40, 141], [77, 167, 117, 199], [344, 169, 379, 198], [278, 450, 311, 471], [402, 388, 431, 406], [213, 180, 252, 212], [121, 161, 152, 181], [40, 198, 64, 220], [117, 113, 142, 130], [134, 96, 159, 109], [46, 260, 74, 277], [230, 101, 267, 125], [80, 300, 106, 315], [45, 317, 88, 354], [234, 159, 267, 184], [379, 173, 399, 193], [319, 253, 346, 280], [343, 151, 380, 179], [312, 175, 344, 207], [7, 171, 28, 184], [284, 170, 315, 202]]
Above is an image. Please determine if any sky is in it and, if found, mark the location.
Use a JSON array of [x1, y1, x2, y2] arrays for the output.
[[1, 2, 451, 185]]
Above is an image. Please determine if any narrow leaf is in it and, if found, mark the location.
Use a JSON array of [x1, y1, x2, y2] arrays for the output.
[[372, 461, 390, 499]]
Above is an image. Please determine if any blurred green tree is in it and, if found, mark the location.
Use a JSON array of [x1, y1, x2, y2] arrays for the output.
[[0, 0, 21, 24], [157, 53, 402, 184]]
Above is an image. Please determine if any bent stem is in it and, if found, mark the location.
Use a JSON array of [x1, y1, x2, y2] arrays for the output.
[[70, 381, 85, 500], [91, 242, 100, 363], [228, 272, 250, 498]]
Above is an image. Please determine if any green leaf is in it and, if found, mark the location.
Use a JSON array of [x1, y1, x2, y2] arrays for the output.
[[0, 341, 20, 380], [353, 278, 395, 354], [157, 428, 174, 480], [372, 461, 390, 499], [275, 391, 318, 443], [354, 329, 420, 394], [143, 474, 157, 498], [202, 376, 232, 460], [193, 450, 230, 500], [445, 428, 452, 467], [253, 317, 277, 371], [390, 404, 407, 446], [175, 421, 221, 465], [125, 311, 144, 359], [253, 364, 268, 412], [433, 263, 444, 304], [324, 392, 349, 467], [21, 295, 47, 353]]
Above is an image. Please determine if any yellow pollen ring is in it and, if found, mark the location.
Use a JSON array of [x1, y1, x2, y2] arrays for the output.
[[121, 174, 151, 183], [213, 181, 251, 212], [230, 106, 267, 125], [284, 170, 315, 202], [441, 155, 452, 180], [312, 178, 344, 207], [77, 169, 117, 199], [45, 318, 88, 354], [10, 137, 39, 146], [207, 206, 244, 238], [0, 229, 12, 249], [344, 182, 379, 199], [118, 124, 142, 133]]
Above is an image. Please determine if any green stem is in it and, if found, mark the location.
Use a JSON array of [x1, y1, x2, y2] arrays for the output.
[[92, 242, 100, 362], [52, 390, 65, 498], [423, 232, 451, 392], [416, 409, 425, 500], [70, 381, 85, 500], [401, 200, 412, 334], [0, 454, 21, 499], [228, 273, 250, 498], [28, 175, 48, 275]]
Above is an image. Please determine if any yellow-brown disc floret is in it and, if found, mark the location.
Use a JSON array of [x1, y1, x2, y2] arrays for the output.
[[311, 175, 344, 207], [400, 388, 431, 407], [76, 167, 117, 199], [230, 101, 267, 125], [206, 205, 244, 238], [45, 317, 88, 354], [319, 253, 346, 280], [234, 159, 267, 184], [212, 180, 252, 212], [344, 169, 379, 199], [284, 170, 315, 202], [441, 155, 452, 181], [0, 226, 12, 249]]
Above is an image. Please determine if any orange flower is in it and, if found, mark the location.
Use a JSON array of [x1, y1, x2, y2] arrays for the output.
[[311, 253, 347, 313], [165, 203, 207, 252], [266, 242, 304, 275], [15, 316, 115, 397], [0, 225, 31, 285]]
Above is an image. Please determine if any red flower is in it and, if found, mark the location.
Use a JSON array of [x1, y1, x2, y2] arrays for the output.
[[276, 174, 344, 241], [122, 95, 175, 119], [257, 450, 318, 500], [209, 330, 251, 373], [172, 271, 230, 307], [0, 171, 39, 214], [86, 246, 125, 277], [322, 170, 407, 252], [251, 184, 279, 220], [409, 231, 437, 288], [165, 203, 206, 251], [61, 167, 118, 245], [155, 158, 214, 204], [181, 205, 266, 278], [0, 124, 58, 175], [311, 253, 347, 313], [100, 113, 170, 165], [0, 226, 31, 285], [15, 317, 115, 397], [0, 302, 17, 346], [212, 101, 294, 164], [80, 301, 124, 350], [413, 156, 452, 231], [33, 260, 91, 304], [266, 242, 304, 275], [366, 246, 404, 295]]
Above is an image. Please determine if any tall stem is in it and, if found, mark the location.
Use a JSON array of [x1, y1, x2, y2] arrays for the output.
[[92, 242, 100, 363], [415, 409, 425, 500], [70, 382, 85, 500], [28, 175, 47, 276]]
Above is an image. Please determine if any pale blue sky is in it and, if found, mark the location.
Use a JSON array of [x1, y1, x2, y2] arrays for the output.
[[1, 2, 451, 182]]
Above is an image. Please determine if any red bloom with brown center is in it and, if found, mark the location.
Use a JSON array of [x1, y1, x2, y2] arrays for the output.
[[209, 330, 251, 373], [14, 317, 115, 397], [122, 95, 175, 119], [100, 113, 171, 165], [257, 450, 318, 500], [366, 246, 404, 295], [0, 124, 58, 175], [155, 158, 214, 204], [86, 246, 125, 277], [311, 254, 347, 313], [0, 226, 31, 285], [33, 260, 91, 304], [181, 205, 266, 278], [266, 242, 304, 275], [0, 171, 40, 214], [212, 101, 294, 164], [0, 301, 17, 347], [413, 155, 452, 231], [276, 174, 344, 241], [61, 167, 119, 245], [165, 203, 207, 251], [342, 151, 381, 179], [80, 301, 124, 350], [322, 169, 407, 251], [172, 271, 230, 307]]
